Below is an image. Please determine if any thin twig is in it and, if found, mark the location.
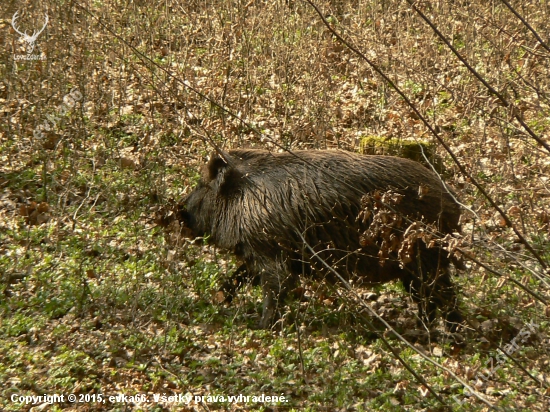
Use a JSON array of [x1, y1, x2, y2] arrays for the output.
[[498, 0, 550, 53], [303, 0, 548, 271], [298, 232, 497, 409], [405, 0, 550, 154]]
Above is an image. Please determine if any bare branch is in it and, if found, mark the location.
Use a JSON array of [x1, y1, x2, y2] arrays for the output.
[[498, 0, 550, 53], [405, 0, 550, 154], [303, 0, 548, 271]]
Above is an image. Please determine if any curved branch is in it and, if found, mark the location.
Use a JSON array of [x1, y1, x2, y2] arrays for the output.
[[298, 232, 497, 409], [303, 0, 548, 270], [405, 0, 550, 154], [498, 0, 550, 54]]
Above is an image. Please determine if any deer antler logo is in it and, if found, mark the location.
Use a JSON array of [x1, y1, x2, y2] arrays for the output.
[[11, 11, 49, 54]]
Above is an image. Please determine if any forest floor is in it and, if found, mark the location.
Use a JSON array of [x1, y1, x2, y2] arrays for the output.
[[1, 0, 549, 410]]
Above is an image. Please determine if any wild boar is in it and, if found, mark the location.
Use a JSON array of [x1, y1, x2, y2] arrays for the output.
[[179, 149, 463, 330]]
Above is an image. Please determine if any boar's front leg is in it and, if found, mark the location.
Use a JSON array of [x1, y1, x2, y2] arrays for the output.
[[219, 263, 260, 303], [258, 260, 297, 329]]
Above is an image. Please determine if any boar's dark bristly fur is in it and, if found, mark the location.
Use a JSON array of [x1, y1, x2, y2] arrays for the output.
[[181, 149, 463, 330]]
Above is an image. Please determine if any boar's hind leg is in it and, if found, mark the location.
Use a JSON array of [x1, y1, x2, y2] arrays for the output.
[[402, 246, 462, 332], [435, 271, 463, 332], [402, 272, 437, 329]]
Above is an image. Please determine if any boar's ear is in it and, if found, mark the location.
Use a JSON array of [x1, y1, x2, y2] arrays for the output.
[[207, 155, 228, 181], [206, 152, 243, 194]]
